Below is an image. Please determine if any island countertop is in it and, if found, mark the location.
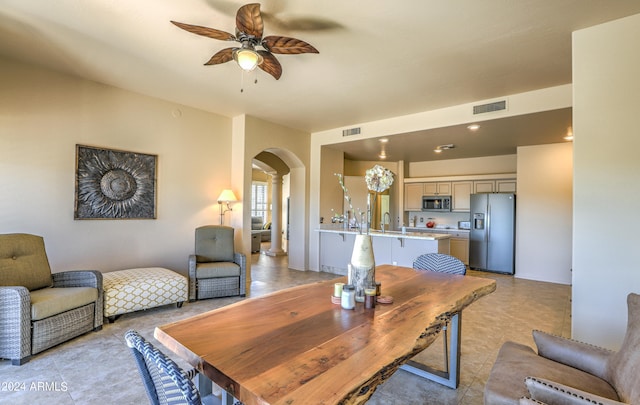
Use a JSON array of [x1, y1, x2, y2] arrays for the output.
[[318, 226, 451, 274], [317, 227, 451, 240]]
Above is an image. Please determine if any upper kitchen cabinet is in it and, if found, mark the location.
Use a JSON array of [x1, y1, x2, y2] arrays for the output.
[[404, 183, 424, 211], [473, 179, 517, 193], [473, 180, 495, 193], [451, 181, 472, 212], [423, 181, 451, 196], [496, 180, 517, 193]]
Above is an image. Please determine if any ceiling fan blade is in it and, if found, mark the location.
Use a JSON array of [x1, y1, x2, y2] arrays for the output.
[[204, 48, 236, 65], [171, 21, 236, 41], [262, 36, 319, 54], [236, 3, 263, 39], [257, 51, 282, 80]]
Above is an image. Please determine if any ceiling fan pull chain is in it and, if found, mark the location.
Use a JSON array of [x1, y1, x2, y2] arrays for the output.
[[240, 71, 245, 93]]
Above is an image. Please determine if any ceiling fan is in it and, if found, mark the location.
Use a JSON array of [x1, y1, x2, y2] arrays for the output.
[[171, 3, 319, 80]]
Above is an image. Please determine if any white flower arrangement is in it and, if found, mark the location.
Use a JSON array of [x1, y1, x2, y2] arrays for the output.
[[365, 164, 394, 193]]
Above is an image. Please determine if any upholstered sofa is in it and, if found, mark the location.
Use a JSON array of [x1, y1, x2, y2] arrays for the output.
[[251, 216, 271, 242], [0, 233, 103, 365]]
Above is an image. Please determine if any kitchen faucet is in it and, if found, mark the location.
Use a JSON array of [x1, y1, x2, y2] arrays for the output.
[[382, 212, 391, 233]]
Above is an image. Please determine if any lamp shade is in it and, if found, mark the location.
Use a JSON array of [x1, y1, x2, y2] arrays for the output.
[[233, 48, 263, 71], [217, 189, 238, 203]]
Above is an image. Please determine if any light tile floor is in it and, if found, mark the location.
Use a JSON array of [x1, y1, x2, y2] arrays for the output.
[[0, 250, 571, 405]]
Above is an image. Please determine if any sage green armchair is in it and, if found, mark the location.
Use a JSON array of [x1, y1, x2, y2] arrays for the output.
[[188, 226, 246, 301], [485, 293, 640, 405], [0, 233, 103, 365]]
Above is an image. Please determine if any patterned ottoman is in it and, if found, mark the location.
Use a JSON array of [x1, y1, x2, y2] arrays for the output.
[[103, 267, 188, 322]]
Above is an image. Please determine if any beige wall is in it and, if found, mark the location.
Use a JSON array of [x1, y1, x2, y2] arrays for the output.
[[238, 115, 310, 271], [409, 155, 516, 177], [0, 57, 232, 275], [516, 143, 573, 285], [572, 13, 640, 349]]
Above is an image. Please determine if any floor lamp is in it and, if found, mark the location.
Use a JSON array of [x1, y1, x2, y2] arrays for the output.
[[217, 189, 238, 225]]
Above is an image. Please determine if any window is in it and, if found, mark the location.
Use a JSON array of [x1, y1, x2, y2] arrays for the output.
[[251, 182, 268, 222]]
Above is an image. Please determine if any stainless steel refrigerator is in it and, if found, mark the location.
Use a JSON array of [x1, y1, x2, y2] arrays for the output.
[[469, 193, 516, 274]]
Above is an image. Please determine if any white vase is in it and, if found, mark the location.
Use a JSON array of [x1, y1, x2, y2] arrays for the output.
[[350, 234, 376, 302]]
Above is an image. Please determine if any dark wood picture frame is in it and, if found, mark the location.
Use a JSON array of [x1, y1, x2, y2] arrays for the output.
[[74, 145, 157, 219]]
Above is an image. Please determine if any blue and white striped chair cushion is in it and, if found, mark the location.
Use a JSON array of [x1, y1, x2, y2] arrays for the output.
[[413, 253, 467, 275], [125, 330, 202, 405]]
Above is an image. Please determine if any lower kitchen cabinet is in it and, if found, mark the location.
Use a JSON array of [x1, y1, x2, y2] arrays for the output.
[[450, 237, 469, 266]]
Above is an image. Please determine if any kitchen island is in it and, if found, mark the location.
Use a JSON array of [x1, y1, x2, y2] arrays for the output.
[[318, 227, 451, 275]]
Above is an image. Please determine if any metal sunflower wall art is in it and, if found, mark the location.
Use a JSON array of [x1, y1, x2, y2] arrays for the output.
[[74, 145, 157, 219]]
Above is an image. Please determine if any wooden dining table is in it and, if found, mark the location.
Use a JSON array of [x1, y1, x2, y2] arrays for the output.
[[154, 264, 496, 405]]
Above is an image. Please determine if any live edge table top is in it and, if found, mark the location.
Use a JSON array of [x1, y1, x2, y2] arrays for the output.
[[154, 265, 496, 405]]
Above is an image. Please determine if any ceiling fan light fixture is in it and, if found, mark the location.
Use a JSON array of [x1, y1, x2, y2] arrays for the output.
[[233, 45, 263, 71]]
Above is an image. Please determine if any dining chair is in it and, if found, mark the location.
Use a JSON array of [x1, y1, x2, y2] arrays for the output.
[[412, 253, 467, 376], [125, 330, 203, 405], [413, 253, 467, 275]]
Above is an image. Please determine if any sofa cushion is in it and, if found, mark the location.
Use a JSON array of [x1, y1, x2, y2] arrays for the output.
[[30, 286, 98, 321], [484, 341, 619, 405], [0, 233, 53, 291], [195, 262, 240, 279], [195, 226, 234, 262]]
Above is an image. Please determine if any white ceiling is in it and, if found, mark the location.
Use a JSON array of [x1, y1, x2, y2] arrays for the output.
[[2, 1, 640, 161]]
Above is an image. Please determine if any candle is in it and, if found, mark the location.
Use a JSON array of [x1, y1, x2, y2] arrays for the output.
[[334, 282, 345, 297]]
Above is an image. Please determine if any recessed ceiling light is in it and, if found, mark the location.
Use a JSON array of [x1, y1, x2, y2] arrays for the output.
[[379, 138, 389, 143], [563, 127, 574, 141], [467, 124, 480, 131], [378, 153, 387, 159], [434, 144, 455, 153]]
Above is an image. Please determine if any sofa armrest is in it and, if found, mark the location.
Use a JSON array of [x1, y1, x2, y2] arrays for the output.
[[0, 286, 32, 364], [533, 330, 613, 380], [525, 377, 623, 405], [234, 252, 247, 297], [188, 254, 197, 301], [52, 270, 103, 329]]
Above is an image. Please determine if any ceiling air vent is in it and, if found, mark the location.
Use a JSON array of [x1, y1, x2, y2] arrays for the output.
[[342, 127, 361, 137], [473, 100, 507, 115]]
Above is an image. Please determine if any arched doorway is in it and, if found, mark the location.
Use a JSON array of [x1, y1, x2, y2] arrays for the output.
[[250, 148, 306, 270], [251, 153, 289, 256]]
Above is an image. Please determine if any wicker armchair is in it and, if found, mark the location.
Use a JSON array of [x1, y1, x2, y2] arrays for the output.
[[0, 233, 103, 365], [188, 226, 246, 301]]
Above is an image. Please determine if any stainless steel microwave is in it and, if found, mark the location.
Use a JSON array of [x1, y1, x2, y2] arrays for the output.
[[422, 195, 451, 212]]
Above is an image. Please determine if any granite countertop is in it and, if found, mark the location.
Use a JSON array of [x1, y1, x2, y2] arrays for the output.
[[405, 226, 470, 233], [317, 227, 450, 240]]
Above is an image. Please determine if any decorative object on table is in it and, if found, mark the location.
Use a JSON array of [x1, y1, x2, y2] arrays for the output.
[[377, 295, 394, 304], [331, 282, 344, 305], [364, 288, 377, 309], [75, 145, 157, 219], [217, 189, 238, 225], [334, 173, 361, 230], [341, 284, 356, 309], [350, 234, 376, 302], [348, 165, 395, 302]]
